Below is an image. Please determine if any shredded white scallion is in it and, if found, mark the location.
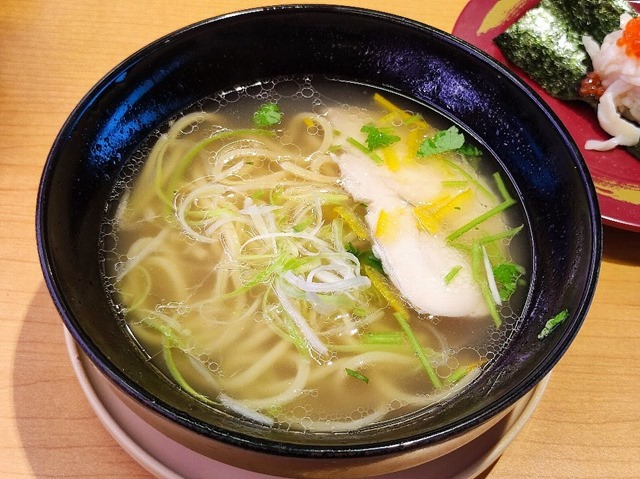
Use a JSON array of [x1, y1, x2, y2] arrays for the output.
[[273, 280, 329, 357], [482, 246, 502, 305], [218, 393, 275, 426], [282, 270, 370, 294]]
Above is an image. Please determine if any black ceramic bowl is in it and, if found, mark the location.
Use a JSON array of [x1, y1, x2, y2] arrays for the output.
[[37, 5, 601, 478]]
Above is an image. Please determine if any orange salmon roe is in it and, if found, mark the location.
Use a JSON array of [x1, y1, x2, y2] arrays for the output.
[[579, 72, 605, 100], [617, 16, 640, 58]]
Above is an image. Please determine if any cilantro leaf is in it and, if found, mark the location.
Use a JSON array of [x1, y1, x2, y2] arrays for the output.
[[538, 309, 569, 340], [417, 126, 465, 157], [492, 262, 525, 301], [345, 242, 384, 273], [253, 103, 282, 127], [358, 250, 384, 273], [361, 123, 400, 150], [344, 241, 359, 256], [417, 126, 483, 158], [456, 143, 483, 156]]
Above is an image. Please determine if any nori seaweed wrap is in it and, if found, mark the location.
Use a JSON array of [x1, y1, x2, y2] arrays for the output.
[[495, 0, 636, 100]]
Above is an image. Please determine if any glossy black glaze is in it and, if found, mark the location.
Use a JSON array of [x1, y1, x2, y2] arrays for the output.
[[36, 4, 601, 464]]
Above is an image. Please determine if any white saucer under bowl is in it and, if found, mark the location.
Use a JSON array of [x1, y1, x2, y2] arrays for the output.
[[65, 330, 549, 479]]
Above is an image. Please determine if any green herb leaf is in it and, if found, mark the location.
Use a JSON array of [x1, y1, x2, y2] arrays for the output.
[[361, 123, 400, 150], [345, 242, 359, 256], [456, 143, 483, 156], [253, 103, 283, 127], [358, 250, 383, 273], [493, 262, 525, 301], [417, 126, 483, 158], [538, 309, 569, 340], [417, 126, 465, 157], [346, 242, 384, 273], [345, 368, 369, 383]]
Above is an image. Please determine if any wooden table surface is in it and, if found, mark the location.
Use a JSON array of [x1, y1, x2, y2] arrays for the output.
[[1, 1, 639, 478]]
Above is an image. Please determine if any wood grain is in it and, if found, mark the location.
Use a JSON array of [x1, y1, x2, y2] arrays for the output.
[[1, 1, 638, 477]]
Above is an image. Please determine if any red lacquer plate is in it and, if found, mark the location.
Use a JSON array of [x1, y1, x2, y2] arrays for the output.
[[453, 0, 640, 232]]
